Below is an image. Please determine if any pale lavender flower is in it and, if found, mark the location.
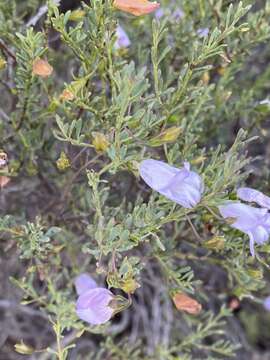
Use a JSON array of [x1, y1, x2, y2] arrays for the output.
[[263, 296, 270, 311], [139, 159, 204, 208], [172, 8, 184, 21], [219, 202, 270, 256], [237, 187, 270, 210], [75, 274, 114, 325], [155, 8, 164, 19], [154, 7, 184, 21], [197, 28, 209, 38], [75, 273, 97, 295], [115, 25, 130, 49]]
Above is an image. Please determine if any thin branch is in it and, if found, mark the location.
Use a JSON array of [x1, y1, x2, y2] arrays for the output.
[[0, 39, 16, 63], [26, 0, 61, 28]]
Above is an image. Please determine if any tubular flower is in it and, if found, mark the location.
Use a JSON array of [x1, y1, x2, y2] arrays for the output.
[[113, 0, 160, 16], [75, 273, 114, 325], [237, 187, 270, 210], [139, 159, 204, 209], [218, 202, 270, 256]]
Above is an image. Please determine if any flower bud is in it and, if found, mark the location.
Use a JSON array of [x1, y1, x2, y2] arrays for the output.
[[149, 126, 182, 147], [246, 268, 263, 280], [14, 341, 34, 355], [0, 57, 6, 70], [201, 71, 210, 85], [56, 152, 71, 171], [121, 278, 140, 294], [92, 132, 110, 153], [204, 235, 225, 250], [69, 9, 86, 21]]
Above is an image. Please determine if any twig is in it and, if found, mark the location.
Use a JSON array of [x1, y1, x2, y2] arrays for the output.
[[26, 0, 61, 28], [0, 39, 16, 63], [37, 330, 80, 360], [0, 108, 10, 122], [185, 214, 203, 243], [0, 299, 48, 320]]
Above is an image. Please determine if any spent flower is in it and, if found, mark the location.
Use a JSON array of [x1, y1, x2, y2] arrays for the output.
[[32, 58, 53, 78], [113, 0, 160, 16]]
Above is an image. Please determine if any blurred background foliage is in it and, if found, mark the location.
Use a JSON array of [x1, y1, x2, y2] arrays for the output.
[[1, 0, 270, 359]]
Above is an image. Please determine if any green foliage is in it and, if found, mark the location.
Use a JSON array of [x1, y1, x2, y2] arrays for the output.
[[1, 0, 270, 359]]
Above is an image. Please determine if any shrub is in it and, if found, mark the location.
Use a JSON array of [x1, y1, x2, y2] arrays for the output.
[[1, 0, 270, 359]]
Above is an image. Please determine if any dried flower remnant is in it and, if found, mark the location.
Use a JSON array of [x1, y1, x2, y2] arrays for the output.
[[229, 297, 240, 311], [113, 0, 160, 16], [0, 151, 8, 168], [115, 25, 131, 49], [0, 151, 10, 188], [0, 176, 10, 188], [172, 293, 202, 314], [219, 202, 270, 256], [60, 89, 75, 101], [75, 273, 114, 325], [32, 58, 53, 78], [139, 159, 204, 208]]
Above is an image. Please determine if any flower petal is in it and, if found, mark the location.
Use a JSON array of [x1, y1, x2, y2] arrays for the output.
[[263, 296, 270, 311], [115, 25, 130, 49], [139, 159, 180, 191], [237, 187, 270, 210], [76, 288, 114, 325], [75, 273, 98, 295], [139, 159, 203, 208], [218, 202, 268, 232]]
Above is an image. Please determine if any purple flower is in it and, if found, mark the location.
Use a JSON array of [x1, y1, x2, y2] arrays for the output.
[[155, 8, 164, 19], [237, 187, 270, 210], [197, 28, 209, 38], [154, 7, 184, 21], [218, 202, 270, 256], [75, 274, 114, 325], [139, 160, 204, 208], [263, 296, 270, 311], [75, 273, 97, 295], [172, 8, 184, 21], [115, 25, 130, 49]]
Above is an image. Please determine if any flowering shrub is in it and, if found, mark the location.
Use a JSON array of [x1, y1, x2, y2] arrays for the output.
[[1, 0, 270, 359]]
